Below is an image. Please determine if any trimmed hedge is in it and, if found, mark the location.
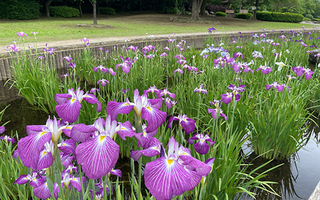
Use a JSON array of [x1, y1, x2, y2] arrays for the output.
[[256, 11, 304, 23], [50, 6, 79, 18], [100, 7, 116, 15], [305, 14, 313, 20], [303, 17, 311, 21], [235, 13, 253, 19], [0, 0, 41, 20], [215, 11, 227, 17]]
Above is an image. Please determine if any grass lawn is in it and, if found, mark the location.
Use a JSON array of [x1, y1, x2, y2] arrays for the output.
[[0, 12, 316, 45]]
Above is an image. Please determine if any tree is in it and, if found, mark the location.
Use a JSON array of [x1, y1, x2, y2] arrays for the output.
[[191, 0, 204, 20], [88, 0, 97, 24]]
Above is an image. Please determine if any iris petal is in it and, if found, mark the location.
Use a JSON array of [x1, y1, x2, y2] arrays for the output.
[[141, 106, 167, 132], [106, 101, 134, 121], [75, 135, 119, 179], [56, 99, 81, 123]]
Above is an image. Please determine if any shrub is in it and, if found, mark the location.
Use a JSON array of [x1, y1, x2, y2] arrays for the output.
[[0, 0, 41, 20], [215, 11, 227, 17], [49, 6, 79, 18], [235, 13, 253, 19], [313, 18, 320, 21], [100, 7, 116, 15], [305, 14, 314, 20], [256, 11, 304, 23], [304, 17, 311, 21]]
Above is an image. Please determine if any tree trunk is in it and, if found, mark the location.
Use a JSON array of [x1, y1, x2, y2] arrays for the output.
[[45, 0, 53, 17], [200, 0, 207, 15], [191, 0, 203, 20], [79, 0, 82, 17], [93, 2, 97, 25], [253, 0, 259, 20]]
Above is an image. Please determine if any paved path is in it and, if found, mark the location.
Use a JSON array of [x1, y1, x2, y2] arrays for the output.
[[0, 27, 318, 55]]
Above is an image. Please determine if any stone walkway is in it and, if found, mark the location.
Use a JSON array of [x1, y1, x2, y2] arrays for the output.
[[0, 27, 318, 55]]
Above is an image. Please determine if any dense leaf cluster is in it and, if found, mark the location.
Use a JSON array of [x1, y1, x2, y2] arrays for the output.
[[0, 0, 41, 20], [235, 13, 253, 19], [257, 11, 304, 23], [49, 6, 80, 18]]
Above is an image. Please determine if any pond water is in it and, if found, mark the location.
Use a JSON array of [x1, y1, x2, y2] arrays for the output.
[[1, 80, 320, 200]]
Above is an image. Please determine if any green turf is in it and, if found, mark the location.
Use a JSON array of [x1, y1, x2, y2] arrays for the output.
[[0, 13, 315, 45]]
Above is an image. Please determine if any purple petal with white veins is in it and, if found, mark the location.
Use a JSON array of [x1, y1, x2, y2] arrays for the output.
[[111, 169, 122, 178], [13, 150, 19, 158], [62, 125, 73, 137], [188, 135, 199, 145], [56, 99, 81, 123], [116, 121, 136, 140], [75, 135, 119, 179], [33, 182, 52, 199], [26, 125, 46, 136], [276, 85, 285, 92], [70, 124, 96, 142], [205, 158, 215, 167], [179, 155, 211, 176], [53, 182, 60, 199], [144, 157, 191, 200], [165, 101, 172, 109], [58, 139, 76, 154], [61, 154, 74, 169], [235, 93, 241, 101], [208, 108, 218, 119], [30, 177, 46, 188], [55, 94, 72, 105], [148, 99, 163, 109], [13, 175, 30, 185], [83, 94, 102, 112], [18, 131, 51, 169], [141, 106, 167, 132], [221, 94, 231, 104], [194, 141, 210, 155], [185, 169, 202, 191], [168, 116, 179, 129], [37, 150, 54, 170], [131, 144, 161, 161], [106, 101, 134, 121], [180, 118, 195, 134], [70, 177, 85, 192]]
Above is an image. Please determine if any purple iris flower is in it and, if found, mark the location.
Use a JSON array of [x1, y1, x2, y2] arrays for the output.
[[163, 47, 170, 51], [208, 108, 228, 120], [234, 52, 243, 59], [165, 97, 174, 108], [256, 65, 272, 74], [286, 75, 296, 80], [174, 54, 185, 60], [194, 84, 207, 94], [55, 88, 101, 123], [221, 93, 233, 104], [68, 61, 76, 69], [208, 27, 216, 33], [279, 35, 286, 39], [159, 52, 168, 57], [168, 114, 195, 134], [143, 137, 211, 200], [97, 79, 109, 86], [126, 45, 138, 51], [174, 68, 184, 74], [188, 133, 215, 154], [36, 56, 45, 60], [144, 85, 158, 95], [60, 72, 70, 78], [73, 116, 135, 179], [14, 171, 45, 187], [63, 56, 72, 62], [81, 37, 90, 47], [292, 66, 305, 76], [43, 47, 56, 55], [94, 65, 108, 73], [157, 89, 175, 99], [107, 89, 166, 132], [108, 68, 116, 76], [252, 51, 263, 59], [244, 65, 254, 73], [121, 88, 129, 94], [266, 82, 290, 92], [17, 32, 27, 37], [304, 68, 314, 80], [61, 170, 85, 192], [0, 135, 15, 143], [17, 116, 68, 170], [116, 56, 132, 74], [90, 88, 99, 94]]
